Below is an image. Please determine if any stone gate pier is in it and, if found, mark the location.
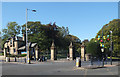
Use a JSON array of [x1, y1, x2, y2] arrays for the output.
[[69, 42, 74, 60], [51, 41, 57, 60], [81, 43, 86, 61]]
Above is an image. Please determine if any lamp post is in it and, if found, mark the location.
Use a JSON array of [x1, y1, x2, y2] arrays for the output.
[[110, 30, 113, 65], [101, 48, 104, 67], [101, 26, 104, 67], [26, 8, 36, 64]]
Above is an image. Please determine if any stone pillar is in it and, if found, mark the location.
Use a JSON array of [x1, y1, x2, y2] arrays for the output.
[[81, 43, 85, 61], [51, 41, 57, 60], [4, 48, 6, 58], [85, 53, 91, 61], [69, 42, 73, 60], [35, 46, 39, 61], [22, 34, 25, 41]]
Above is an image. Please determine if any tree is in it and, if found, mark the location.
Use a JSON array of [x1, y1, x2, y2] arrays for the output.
[[86, 40, 102, 59], [22, 21, 50, 51], [95, 19, 120, 57], [21, 22, 75, 52], [1, 22, 21, 48], [77, 47, 81, 56]]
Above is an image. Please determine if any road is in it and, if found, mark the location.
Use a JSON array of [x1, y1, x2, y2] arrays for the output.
[[1, 60, 119, 75]]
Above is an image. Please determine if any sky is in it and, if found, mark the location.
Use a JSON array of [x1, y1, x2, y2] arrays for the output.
[[1, 2, 118, 41]]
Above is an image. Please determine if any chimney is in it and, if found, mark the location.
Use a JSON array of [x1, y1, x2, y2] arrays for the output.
[[22, 34, 25, 41]]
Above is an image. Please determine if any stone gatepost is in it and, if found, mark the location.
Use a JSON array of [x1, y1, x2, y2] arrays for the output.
[[81, 43, 86, 61], [35, 46, 39, 61], [4, 48, 6, 58], [51, 41, 57, 60], [69, 42, 74, 60], [85, 53, 91, 61]]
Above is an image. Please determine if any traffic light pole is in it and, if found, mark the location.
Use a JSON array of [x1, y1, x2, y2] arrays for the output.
[[110, 31, 113, 65], [102, 27, 104, 67], [26, 8, 30, 64]]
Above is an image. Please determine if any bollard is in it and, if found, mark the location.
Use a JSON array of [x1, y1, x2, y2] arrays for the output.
[[91, 57, 93, 65], [18, 57, 19, 62], [15, 57, 17, 62], [21, 57, 22, 62], [24, 58, 26, 63], [76, 58, 81, 67], [6, 57, 10, 62], [91, 59, 93, 65], [45, 57, 47, 61]]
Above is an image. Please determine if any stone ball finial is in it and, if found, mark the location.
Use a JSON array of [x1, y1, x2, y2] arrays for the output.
[[81, 42, 85, 47], [69, 42, 73, 48], [51, 40, 55, 47]]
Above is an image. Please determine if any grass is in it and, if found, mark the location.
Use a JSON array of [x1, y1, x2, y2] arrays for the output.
[[7, 54, 27, 57], [0, 53, 4, 56], [107, 57, 120, 59]]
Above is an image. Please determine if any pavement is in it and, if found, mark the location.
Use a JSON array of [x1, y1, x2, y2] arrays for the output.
[[1, 59, 119, 75]]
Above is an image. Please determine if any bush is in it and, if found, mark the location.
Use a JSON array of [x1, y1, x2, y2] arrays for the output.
[[17, 54, 27, 57], [86, 41, 102, 59], [7, 54, 27, 57], [0, 52, 4, 56]]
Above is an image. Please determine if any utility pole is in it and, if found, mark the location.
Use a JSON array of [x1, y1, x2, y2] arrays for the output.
[[26, 8, 36, 64], [101, 27, 104, 67], [110, 30, 113, 65]]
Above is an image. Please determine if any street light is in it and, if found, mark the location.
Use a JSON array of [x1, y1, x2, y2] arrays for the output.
[[101, 48, 104, 67], [26, 8, 36, 64], [110, 30, 113, 65]]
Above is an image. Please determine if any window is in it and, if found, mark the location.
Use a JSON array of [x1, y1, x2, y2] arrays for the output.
[[10, 39, 12, 47], [10, 40, 12, 45], [13, 41, 15, 47], [14, 49, 16, 53]]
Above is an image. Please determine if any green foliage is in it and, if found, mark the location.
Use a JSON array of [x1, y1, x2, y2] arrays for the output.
[[22, 22, 81, 52], [86, 41, 102, 58], [7, 54, 27, 57], [2, 21, 81, 55], [1, 22, 21, 49], [95, 19, 120, 56], [0, 53, 4, 56], [77, 47, 81, 56]]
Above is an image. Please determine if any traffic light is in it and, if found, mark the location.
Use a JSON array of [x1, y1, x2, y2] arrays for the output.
[[107, 35, 109, 38], [103, 36, 106, 39], [98, 35, 100, 38], [107, 38, 110, 41], [100, 39, 103, 43], [102, 44, 104, 47]]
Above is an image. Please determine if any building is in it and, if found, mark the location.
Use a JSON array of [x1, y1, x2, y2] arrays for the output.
[[3, 34, 39, 59]]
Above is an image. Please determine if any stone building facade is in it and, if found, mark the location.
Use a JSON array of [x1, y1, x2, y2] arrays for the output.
[[3, 34, 39, 59], [3, 35, 25, 56]]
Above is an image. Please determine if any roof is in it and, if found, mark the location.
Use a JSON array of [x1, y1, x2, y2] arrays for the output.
[[18, 43, 37, 51], [31, 43, 37, 47], [15, 36, 22, 41], [18, 46, 25, 50], [4, 35, 23, 44]]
